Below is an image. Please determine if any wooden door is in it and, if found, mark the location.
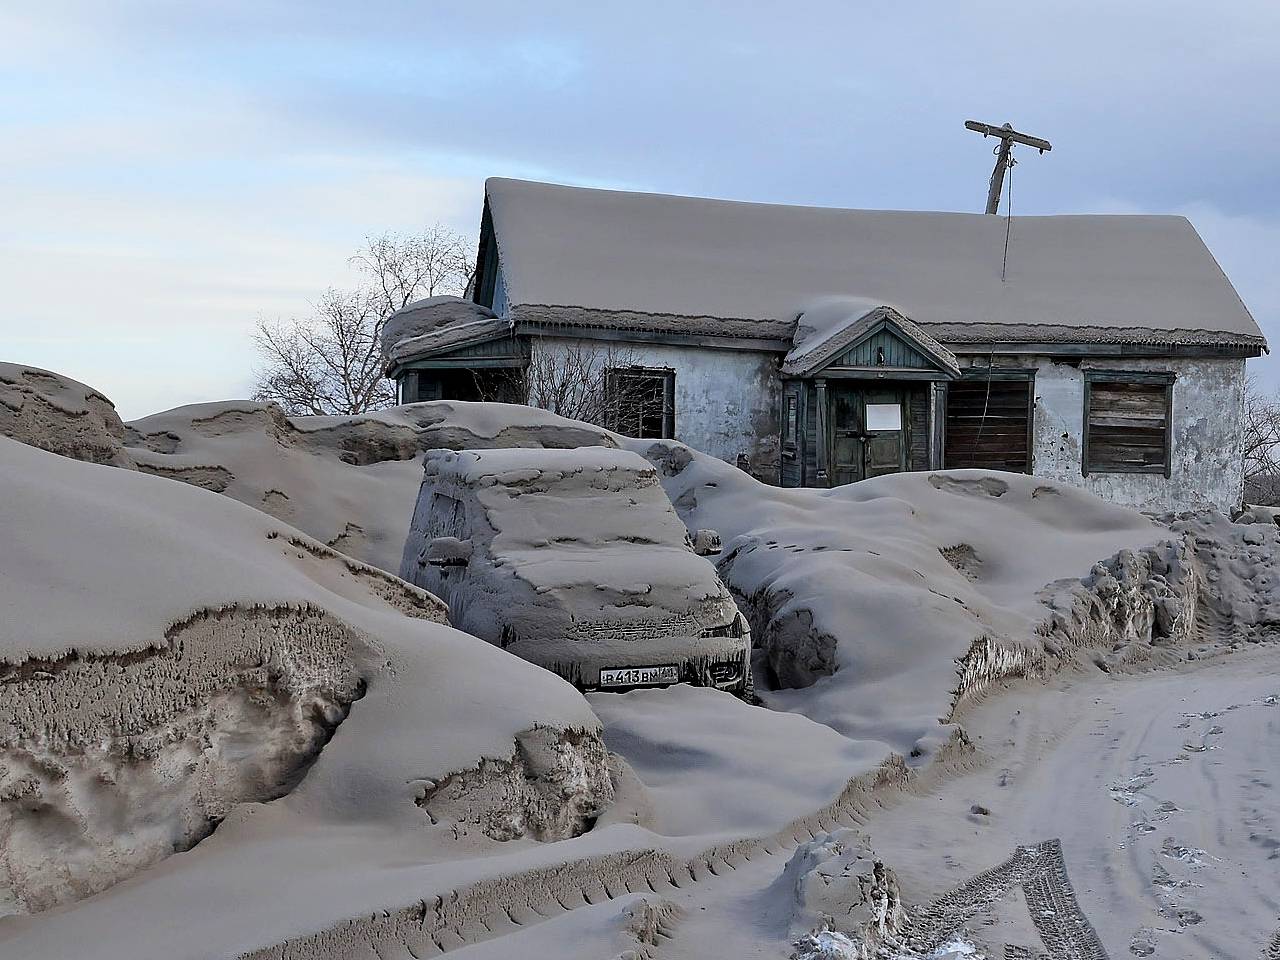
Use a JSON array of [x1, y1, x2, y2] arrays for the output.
[[830, 386, 864, 486], [862, 390, 906, 477], [829, 386, 907, 484]]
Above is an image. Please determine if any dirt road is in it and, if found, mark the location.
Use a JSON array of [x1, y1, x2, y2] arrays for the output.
[[864, 650, 1280, 958]]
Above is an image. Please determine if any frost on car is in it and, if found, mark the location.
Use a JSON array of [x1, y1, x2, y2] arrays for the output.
[[400, 446, 752, 696]]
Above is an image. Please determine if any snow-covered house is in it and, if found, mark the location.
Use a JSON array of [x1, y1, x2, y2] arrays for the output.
[[384, 178, 1267, 512]]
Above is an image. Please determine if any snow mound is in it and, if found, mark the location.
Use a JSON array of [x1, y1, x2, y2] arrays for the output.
[[0, 436, 612, 926], [0, 362, 135, 467], [786, 828, 906, 952], [122, 399, 617, 572], [0, 364, 617, 575], [631, 438, 1165, 750]]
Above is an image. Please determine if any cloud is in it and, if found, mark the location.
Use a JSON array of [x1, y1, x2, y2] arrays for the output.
[[2, 1, 1278, 413]]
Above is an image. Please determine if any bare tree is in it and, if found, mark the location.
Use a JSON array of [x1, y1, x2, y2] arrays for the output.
[[351, 224, 476, 315], [1243, 376, 1280, 505], [253, 225, 474, 415], [501, 339, 668, 435]]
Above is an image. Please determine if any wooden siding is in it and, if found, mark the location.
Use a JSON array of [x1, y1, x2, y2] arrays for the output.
[[908, 385, 929, 470], [803, 383, 818, 485], [832, 328, 934, 369], [944, 376, 1034, 472]]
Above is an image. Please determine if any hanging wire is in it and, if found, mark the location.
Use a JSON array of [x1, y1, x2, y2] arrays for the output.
[[975, 351, 995, 446], [1001, 148, 1017, 282]]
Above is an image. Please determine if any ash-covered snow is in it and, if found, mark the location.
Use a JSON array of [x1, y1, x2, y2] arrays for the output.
[[400, 447, 750, 689], [792, 927, 865, 960], [119, 399, 617, 572], [379, 295, 500, 362], [0, 435, 614, 945], [7, 371, 1280, 959], [485, 177, 1264, 346], [632, 438, 1163, 751], [0, 362, 135, 467]]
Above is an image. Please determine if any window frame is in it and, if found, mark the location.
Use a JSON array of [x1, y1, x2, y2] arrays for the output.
[[1081, 369, 1175, 478], [605, 366, 676, 440], [782, 393, 799, 452]]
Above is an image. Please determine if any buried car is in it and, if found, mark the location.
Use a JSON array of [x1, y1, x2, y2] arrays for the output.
[[399, 446, 752, 695]]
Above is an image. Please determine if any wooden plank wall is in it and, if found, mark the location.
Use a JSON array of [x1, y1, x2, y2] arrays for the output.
[[945, 378, 1033, 472], [834, 329, 933, 369], [1085, 381, 1170, 473], [803, 385, 818, 485], [908, 386, 929, 470]]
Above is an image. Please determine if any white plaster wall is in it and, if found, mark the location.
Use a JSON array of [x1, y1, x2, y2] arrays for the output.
[[531, 338, 781, 478], [1027, 356, 1247, 513]]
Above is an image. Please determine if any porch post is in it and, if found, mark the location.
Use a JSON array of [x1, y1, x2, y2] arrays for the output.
[[815, 378, 830, 486]]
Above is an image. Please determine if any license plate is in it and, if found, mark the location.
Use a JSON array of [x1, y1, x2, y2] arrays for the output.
[[599, 664, 680, 688]]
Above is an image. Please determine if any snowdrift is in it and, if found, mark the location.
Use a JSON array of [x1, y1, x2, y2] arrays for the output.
[[0, 364, 621, 575], [0, 362, 135, 468], [123, 399, 618, 572], [9, 367, 1268, 959], [0, 436, 613, 944], [631, 439, 1167, 751]]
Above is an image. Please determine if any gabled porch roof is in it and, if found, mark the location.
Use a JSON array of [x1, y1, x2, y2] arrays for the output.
[[782, 299, 961, 379]]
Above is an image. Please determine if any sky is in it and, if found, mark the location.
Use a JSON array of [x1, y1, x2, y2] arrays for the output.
[[3, 1, 1279, 419]]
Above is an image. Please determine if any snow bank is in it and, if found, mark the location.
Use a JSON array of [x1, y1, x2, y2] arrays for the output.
[[121, 399, 617, 572], [0, 436, 613, 927], [590, 685, 884, 837], [785, 829, 905, 952], [0, 362, 135, 467], [632, 439, 1164, 751]]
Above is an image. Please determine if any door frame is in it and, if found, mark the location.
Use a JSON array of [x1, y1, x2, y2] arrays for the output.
[[823, 381, 909, 486]]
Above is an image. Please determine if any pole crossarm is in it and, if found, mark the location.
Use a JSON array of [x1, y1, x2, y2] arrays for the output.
[[965, 120, 1052, 215], [964, 120, 1052, 154]]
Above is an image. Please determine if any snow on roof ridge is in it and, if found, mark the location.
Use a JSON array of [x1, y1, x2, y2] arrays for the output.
[[484, 177, 1194, 224]]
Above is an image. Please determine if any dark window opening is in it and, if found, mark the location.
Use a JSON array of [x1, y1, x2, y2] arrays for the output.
[[1083, 372, 1173, 477], [783, 395, 799, 449], [414, 374, 443, 402], [400, 368, 521, 405], [944, 373, 1034, 473], [607, 368, 675, 439]]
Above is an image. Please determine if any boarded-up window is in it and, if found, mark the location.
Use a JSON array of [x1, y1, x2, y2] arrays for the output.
[[944, 374, 1034, 472], [607, 368, 675, 439], [1083, 372, 1173, 476]]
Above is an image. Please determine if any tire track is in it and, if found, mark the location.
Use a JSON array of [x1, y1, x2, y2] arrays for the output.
[[239, 754, 917, 959], [900, 839, 1108, 960], [1263, 927, 1280, 960]]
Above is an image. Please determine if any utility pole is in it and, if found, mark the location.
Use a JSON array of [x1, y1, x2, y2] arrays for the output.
[[964, 120, 1051, 214]]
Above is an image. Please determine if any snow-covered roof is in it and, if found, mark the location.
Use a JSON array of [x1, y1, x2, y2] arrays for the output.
[[384, 316, 513, 366], [485, 178, 1266, 350], [381, 296, 510, 367]]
